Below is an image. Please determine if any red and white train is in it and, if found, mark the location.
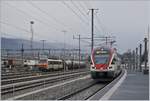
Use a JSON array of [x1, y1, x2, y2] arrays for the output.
[[90, 46, 122, 79]]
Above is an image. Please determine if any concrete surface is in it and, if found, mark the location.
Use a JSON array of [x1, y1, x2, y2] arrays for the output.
[[110, 70, 149, 100]]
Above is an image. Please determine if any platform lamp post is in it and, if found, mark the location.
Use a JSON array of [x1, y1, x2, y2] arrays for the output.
[[30, 21, 34, 59], [21, 43, 24, 66]]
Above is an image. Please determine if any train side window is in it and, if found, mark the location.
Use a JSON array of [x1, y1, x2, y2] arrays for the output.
[[48, 61, 51, 65]]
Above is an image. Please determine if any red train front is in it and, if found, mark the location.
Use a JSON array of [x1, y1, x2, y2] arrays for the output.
[[90, 46, 121, 79]]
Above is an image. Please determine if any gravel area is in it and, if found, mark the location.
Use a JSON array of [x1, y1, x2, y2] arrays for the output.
[[2, 68, 88, 80], [2, 69, 89, 85], [67, 83, 106, 100], [1, 73, 89, 100], [11, 75, 93, 100]]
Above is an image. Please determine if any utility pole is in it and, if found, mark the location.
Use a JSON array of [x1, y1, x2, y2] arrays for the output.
[[144, 38, 148, 70], [62, 30, 67, 57], [21, 43, 24, 65], [73, 34, 81, 69], [143, 25, 149, 74], [30, 21, 34, 51], [62, 30, 67, 71], [79, 35, 81, 69], [139, 44, 142, 72], [132, 50, 135, 71], [89, 8, 98, 53], [135, 47, 138, 71], [106, 37, 108, 45], [110, 40, 116, 47], [48, 49, 51, 58], [41, 40, 46, 52], [129, 51, 132, 70]]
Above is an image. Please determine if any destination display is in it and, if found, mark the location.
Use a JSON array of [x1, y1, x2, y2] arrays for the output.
[[95, 50, 109, 55]]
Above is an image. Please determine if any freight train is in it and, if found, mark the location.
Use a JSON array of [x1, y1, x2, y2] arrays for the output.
[[90, 46, 122, 79], [37, 58, 86, 71]]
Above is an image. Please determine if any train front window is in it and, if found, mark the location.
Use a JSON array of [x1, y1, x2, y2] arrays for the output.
[[94, 55, 109, 64]]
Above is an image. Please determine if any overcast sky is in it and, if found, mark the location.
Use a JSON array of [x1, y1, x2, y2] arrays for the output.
[[0, 0, 149, 53]]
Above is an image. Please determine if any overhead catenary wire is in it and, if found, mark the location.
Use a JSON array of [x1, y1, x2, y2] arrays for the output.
[[95, 14, 108, 35], [1, 32, 25, 39], [61, 1, 89, 28], [70, 0, 89, 22], [0, 21, 61, 43], [5, 2, 60, 32], [81, 1, 102, 35], [27, 1, 73, 32], [0, 21, 46, 40], [80, 39, 91, 44], [0, 21, 30, 33], [4, 2, 72, 43], [2, 2, 90, 47], [71, 1, 104, 36], [78, 1, 88, 14], [84, 1, 91, 9]]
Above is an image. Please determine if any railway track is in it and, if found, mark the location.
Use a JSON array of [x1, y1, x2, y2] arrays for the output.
[[1, 69, 89, 85], [2, 69, 124, 100], [57, 81, 107, 100], [1, 71, 43, 80], [2, 68, 88, 80], [1, 71, 89, 96], [57, 71, 123, 100]]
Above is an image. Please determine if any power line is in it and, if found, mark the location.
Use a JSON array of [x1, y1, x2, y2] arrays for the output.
[[5, 3, 60, 32], [80, 39, 91, 44], [95, 14, 108, 34], [62, 1, 89, 26], [1, 32, 24, 38], [0, 21, 30, 33], [82, 1, 102, 35], [70, 0, 89, 22], [70, 1, 104, 36], [27, 1, 73, 32], [84, 1, 91, 9], [78, 1, 88, 14], [0, 21, 45, 40], [0, 22, 59, 44]]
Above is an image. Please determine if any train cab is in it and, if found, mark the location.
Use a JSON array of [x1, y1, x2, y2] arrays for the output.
[[90, 47, 121, 79]]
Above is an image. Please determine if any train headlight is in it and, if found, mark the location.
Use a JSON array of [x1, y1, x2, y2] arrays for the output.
[[109, 66, 112, 69]]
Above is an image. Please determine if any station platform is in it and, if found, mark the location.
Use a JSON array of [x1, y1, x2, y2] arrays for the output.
[[109, 69, 149, 100]]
